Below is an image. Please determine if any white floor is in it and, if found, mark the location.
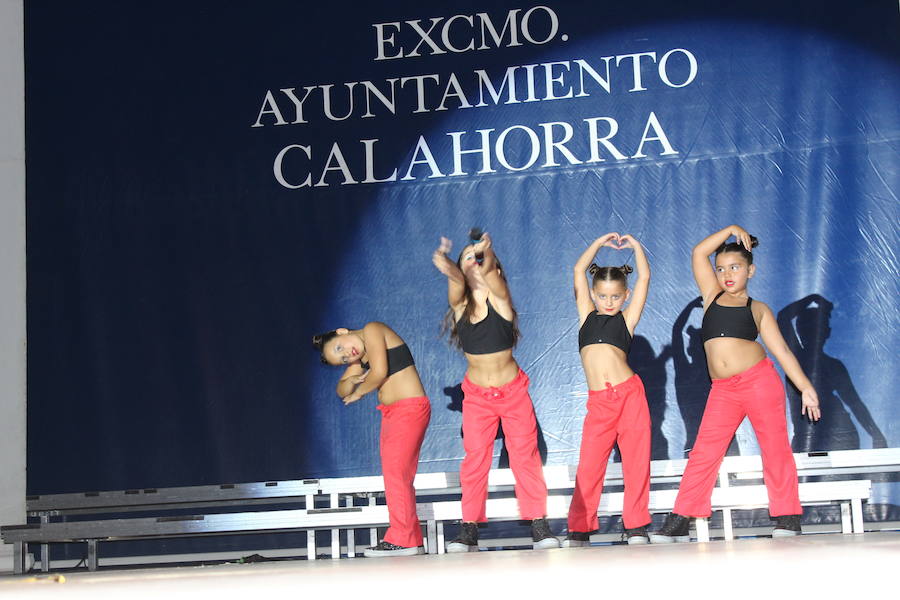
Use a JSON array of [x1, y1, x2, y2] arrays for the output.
[[1, 532, 897, 599]]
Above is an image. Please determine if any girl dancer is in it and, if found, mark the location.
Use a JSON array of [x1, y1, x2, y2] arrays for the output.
[[565, 233, 652, 546], [312, 323, 431, 557], [652, 225, 821, 542], [432, 232, 559, 552]]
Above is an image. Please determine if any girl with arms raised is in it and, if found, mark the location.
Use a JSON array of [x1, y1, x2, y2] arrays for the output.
[[652, 225, 821, 542], [432, 232, 558, 552], [566, 232, 652, 546]]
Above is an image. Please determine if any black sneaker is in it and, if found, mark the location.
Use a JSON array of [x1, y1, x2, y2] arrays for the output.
[[562, 531, 591, 548], [649, 513, 691, 544], [531, 517, 561, 549], [624, 525, 650, 545], [446, 522, 479, 553], [772, 514, 802, 537], [363, 541, 425, 558]]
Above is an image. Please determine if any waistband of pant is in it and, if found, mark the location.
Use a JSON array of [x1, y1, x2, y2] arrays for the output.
[[711, 357, 774, 386], [462, 368, 529, 400], [377, 396, 430, 412], [588, 373, 642, 398]]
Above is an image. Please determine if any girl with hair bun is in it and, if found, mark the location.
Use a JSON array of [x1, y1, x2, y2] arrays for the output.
[[311, 322, 431, 557], [652, 224, 821, 543], [432, 231, 559, 552], [565, 232, 653, 546]]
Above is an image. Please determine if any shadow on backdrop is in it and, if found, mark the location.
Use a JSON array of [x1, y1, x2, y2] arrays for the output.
[[612, 336, 671, 462], [778, 295, 887, 452], [672, 298, 741, 458]]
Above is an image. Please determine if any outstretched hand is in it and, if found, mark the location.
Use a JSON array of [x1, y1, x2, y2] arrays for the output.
[[432, 236, 455, 275], [801, 388, 821, 422]]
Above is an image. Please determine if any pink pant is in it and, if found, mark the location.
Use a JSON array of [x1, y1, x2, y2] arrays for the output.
[[377, 396, 431, 547], [674, 358, 801, 518], [460, 369, 548, 522], [568, 375, 651, 531]]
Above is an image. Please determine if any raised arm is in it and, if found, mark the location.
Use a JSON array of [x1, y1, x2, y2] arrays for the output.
[[473, 233, 511, 302], [432, 236, 466, 309], [776, 294, 831, 355], [757, 303, 821, 421], [619, 234, 650, 332], [342, 322, 389, 405], [692, 225, 753, 303], [573, 233, 619, 322]]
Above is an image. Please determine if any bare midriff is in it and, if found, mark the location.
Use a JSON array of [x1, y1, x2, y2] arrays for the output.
[[580, 345, 635, 389], [704, 338, 767, 379], [464, 349, 520, 387], [378, 365, 427, 405]]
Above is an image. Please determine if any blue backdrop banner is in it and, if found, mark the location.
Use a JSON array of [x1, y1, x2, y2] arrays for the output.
[[26, 1, 898, 527]]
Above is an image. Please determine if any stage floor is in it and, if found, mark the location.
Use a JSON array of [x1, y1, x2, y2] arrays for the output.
[[2, 532, 898, 598]]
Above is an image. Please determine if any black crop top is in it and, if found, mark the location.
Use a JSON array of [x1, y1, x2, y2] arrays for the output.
[[578, 311, 632, 353], [701, 292, 758, 342], [361, 343, 415, 376], [456, 300, 516, 355]]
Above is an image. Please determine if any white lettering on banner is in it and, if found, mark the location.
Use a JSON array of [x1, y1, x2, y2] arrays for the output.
[[616, 52, 657, 92], [251, 49, 699, 126], [541, 122, 581, 167], [251, 91, 288, 127], [658, 48, 698, 88], [361, 79, 399, 118], [544, 61, 573, 100], [315, 143, 357, 187], [448, 129, 496, 176], [278, 87, 316, 125], [255, 7, 700, 189], [373, 6, 558, 60], [477, 9, 522, 50], [436, 73, 473, 111], [273, 144, 311, 188], [474, 67, 519, 106], [274, 113, 677, 188], [495, 125, 541, 171], [400, 136, 445, 180], [633, 112, 678, 157], [361, 139, 398, 183]]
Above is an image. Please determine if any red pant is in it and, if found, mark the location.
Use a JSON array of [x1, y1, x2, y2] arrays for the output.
[[378, 396, 431, 547], [568, 375, 651, 531], [460, 369, 548, 522], [674, 358, 801, 517]]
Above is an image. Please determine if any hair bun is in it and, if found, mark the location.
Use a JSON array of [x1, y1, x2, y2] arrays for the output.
[[749, 235, 759, 249], [588, 263, 601, 276], [311, 334, 323, 350], [620, 264, 633, 275]]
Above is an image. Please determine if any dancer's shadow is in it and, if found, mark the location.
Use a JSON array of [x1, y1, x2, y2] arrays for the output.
[[613, 336, 671, 462], [778, 295, 887, 451], [673, 298, 740, 457], [444, 384, 549, 466]]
